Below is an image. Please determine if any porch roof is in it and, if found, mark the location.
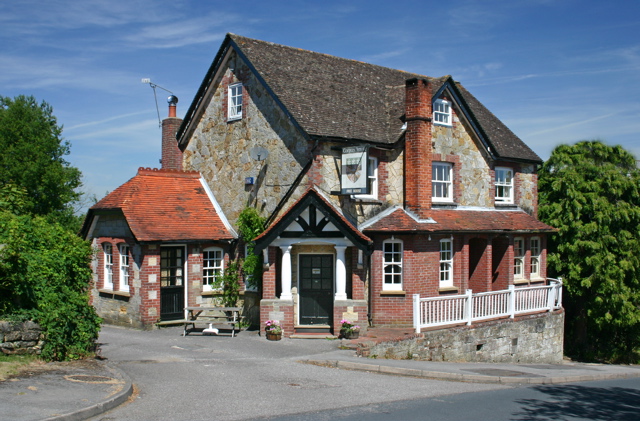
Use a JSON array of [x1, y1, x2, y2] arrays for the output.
[[360, 207, 555, 234], [254, 187, 373, 253]]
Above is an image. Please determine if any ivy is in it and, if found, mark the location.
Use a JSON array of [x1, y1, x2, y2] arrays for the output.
[[237, 207, 266, 290]]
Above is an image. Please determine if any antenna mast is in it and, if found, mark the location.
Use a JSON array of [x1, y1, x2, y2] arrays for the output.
[[142, 78, 174, 127]]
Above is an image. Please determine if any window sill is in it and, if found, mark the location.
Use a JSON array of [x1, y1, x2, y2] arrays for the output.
[[432, 202, 457, 209], [380, 290, 406, 296], [438, 286, 458, 293], [201, 290, 223, 296], [513, 278, 529, 285], [98, 289, 130, 298], [495, 202, 517, 208]]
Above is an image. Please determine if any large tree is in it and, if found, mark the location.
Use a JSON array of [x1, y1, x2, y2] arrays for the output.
[[0, 95, 82, 227], [538, 140, 640, 362]]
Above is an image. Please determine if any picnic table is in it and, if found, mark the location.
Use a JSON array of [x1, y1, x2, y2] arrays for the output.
[[182, 306, 243, 337]]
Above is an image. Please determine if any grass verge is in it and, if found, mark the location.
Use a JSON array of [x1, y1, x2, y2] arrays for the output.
[[0, 354, 41, 381]]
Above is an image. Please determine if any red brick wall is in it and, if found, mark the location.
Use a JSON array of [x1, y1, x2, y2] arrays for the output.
[[161, 117, 183, 170], [404, 78, 433, 218], [262, 246, 278, 299], [491, 236, 510, 291], [468, 236, 491, 292]]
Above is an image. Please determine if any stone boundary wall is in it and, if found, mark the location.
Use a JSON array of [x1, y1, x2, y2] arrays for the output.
[[357, 310, 564, 364], [0, 321, 44, 355]]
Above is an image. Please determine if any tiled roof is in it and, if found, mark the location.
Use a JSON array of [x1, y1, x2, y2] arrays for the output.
[[361, 207, 555, 234], [179, 34, 540, 162], [87, 168, 235, 242]]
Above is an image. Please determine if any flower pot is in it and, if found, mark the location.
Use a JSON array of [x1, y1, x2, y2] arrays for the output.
[[266, 332, 282, 341], [341, 329, 360, 339]]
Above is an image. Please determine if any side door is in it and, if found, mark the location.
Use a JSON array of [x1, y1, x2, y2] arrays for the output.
[[160, 246, 185, 320]]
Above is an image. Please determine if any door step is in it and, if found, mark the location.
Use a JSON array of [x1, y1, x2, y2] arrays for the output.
[[292, 325, 336, 339]]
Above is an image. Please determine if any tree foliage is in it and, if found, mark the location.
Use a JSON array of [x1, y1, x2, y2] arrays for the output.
[[0, 209, 101, 361], [0, 95, 82, 229], [538, 140, 640, 362]]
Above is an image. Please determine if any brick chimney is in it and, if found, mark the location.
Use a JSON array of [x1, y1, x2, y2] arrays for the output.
[[404, 78, 433, 219], [161, 95, 183, 170]]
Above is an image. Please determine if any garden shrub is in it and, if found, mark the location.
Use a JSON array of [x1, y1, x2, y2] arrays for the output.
[[0, 211, 101, 361]]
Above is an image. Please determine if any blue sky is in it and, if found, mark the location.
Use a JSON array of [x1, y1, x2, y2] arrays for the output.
[[2, 0, 639, 205]]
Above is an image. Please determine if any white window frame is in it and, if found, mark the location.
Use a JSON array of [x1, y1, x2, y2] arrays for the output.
[[354, 156, 378, 200], [203, 247, 224, 291], [495, 167, 514, 204], [119, 244, 130, 292], [433, 99, 452, 126], [439, 238, 453, 287], [103, 243, 113, 290], [530, 237, 541, 279], [432, 162, 453, 202], [514, 237, 525, 280], [227, 83, 243, 121], [382, 238, 403, 291]]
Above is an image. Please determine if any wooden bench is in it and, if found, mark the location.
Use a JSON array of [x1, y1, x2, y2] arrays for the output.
[[182, 306, 243, 337]]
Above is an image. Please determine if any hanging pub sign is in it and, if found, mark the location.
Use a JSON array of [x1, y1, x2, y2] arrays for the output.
[[340, 145, 368, 195]]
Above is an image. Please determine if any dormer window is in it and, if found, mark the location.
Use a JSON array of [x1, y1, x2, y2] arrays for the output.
[[495, 167, 514, 204], [228, 83, 243, 121], [433, 99, 452, 126]]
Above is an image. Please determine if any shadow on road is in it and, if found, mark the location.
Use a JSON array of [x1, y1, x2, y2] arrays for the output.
[[513, 384, 640, 420]]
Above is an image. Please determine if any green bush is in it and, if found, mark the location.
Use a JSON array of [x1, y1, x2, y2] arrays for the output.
[[0, 211, 101, 361]]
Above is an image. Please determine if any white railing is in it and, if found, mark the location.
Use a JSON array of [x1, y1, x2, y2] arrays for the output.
[[413, 278, 562, 333]]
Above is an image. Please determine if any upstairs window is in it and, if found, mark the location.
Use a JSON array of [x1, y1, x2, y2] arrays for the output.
[[432, 162, 453, 202], [439, 239, 453, 287], [203, 247, 224, 291], [228, 83, 243, 121], [495, 167, 514, 204], [103, 243, 113, 290], [433, 99, 452, 126], [119, 244, 130, 292], [382, 238, 403, 291], [354, 156, 378, 200], [514, 237, 525, 279], [530, 237, 541, 278]]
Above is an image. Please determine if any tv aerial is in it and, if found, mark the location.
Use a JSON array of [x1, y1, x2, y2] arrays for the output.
[[142, 78, 177, 127]]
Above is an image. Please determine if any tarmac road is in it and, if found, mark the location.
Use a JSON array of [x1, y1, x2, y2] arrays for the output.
[[90, 325, 508, 421]]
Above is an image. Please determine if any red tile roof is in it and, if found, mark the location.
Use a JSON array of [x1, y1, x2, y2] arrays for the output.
[[362, 207, 555, 234], [88, 168, 235, 242]]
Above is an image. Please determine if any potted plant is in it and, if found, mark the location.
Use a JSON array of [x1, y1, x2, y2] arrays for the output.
[[264, 320, 282, 341], [340, 319, 360, 339]]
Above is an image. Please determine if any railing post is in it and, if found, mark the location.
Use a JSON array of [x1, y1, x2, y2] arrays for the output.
[[508, 285, 516, 318], [413, 294, 421, 333], [557, 277, 563, 309], [465, 289, 473, 325]]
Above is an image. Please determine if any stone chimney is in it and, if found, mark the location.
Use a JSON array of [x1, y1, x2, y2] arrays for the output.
[[161, 95, 183, 170], [404, 78, 433, 219]]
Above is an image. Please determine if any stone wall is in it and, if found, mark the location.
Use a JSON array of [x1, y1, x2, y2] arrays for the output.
[[0, 321, 43, 355], [357, 310, 564, 364], [183, 50, 312, 226], [433, 114, 492, 208]]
